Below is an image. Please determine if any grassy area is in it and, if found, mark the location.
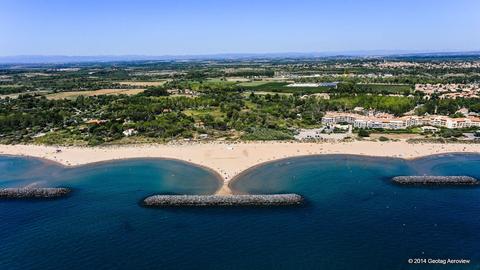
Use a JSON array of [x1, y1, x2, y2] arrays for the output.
[[184, 109, 225, 118], [241, 128, 294, 140], [188, 80, 237, 91], [118, 81, 167, 87], [34, 130, 88, 146]]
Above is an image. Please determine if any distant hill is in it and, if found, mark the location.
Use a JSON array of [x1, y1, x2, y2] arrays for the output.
[[0, 51, 479, 64]]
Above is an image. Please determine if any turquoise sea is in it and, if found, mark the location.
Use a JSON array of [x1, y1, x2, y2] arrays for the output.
[[1, 154, 480, 270]]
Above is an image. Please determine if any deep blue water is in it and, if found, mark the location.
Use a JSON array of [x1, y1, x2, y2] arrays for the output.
[[1, 154, 480, 270]]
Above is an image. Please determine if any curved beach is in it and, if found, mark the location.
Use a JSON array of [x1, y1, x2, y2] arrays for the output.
[[0, 141, 479, 187], [2, 144, 480, 270]]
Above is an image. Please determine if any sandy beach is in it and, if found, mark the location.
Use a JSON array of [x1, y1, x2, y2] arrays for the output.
[[1, 141, 479, 184]]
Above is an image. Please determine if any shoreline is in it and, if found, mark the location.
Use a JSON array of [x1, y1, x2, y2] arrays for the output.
[[1, 141, 479, 193], [226, 152, 480, 194]]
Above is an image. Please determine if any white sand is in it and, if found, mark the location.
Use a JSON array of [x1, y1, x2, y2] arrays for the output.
[[0, 141, 478, 184]]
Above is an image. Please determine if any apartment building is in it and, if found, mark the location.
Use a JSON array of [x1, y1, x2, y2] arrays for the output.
[[321, 112, 480, 130]]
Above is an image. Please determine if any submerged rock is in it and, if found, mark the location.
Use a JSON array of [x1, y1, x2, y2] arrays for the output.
[[143, 194, 304, 207], [392, 176, 478, 185], [0, 188, 71, 199]]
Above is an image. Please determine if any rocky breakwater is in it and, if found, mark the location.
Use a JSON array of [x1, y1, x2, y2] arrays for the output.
[[0, 187, 71, 199], [143, 194, 304, 207], [392, 176, 478, 186]]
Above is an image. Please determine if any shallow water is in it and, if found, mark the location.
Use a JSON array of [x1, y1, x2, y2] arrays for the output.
[[1, 154, 480, 270]]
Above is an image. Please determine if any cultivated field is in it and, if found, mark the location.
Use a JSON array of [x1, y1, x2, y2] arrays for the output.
[[118, 81, 166, 87], [225, 77, 251, 82], [46, 88, 145, 100]]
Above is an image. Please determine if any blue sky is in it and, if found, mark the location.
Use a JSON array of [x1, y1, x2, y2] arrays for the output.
[[1, 0, 479, 56]]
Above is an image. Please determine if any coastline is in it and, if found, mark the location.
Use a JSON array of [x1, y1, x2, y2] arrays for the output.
[[1, 141, 479, 188]]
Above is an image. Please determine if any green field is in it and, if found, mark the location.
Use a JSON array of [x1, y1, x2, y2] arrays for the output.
[[237, 81, 271, 87], [241, 82, 333, 94]]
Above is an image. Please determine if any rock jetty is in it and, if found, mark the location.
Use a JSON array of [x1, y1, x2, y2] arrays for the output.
[[392, 176, 478, 185], [0, 188, 71, 199], [143, 194, 304, 207]]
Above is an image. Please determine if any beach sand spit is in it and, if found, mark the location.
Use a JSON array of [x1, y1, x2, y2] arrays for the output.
[[0, 141, 478, 183]]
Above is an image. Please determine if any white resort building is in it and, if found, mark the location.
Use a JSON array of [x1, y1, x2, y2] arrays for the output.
[[321, 112, 480, 130]]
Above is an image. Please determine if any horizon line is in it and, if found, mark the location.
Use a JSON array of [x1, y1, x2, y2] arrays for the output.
[[2, 48, 480, 57], [1, 49, 479, 64]]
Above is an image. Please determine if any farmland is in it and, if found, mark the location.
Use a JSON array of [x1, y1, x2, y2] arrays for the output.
[[46, 88, 145, 100]]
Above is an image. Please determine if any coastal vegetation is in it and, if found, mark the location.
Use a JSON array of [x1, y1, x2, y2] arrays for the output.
[[0, 56, 479, 145], [0, 91, 423, 145]]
